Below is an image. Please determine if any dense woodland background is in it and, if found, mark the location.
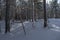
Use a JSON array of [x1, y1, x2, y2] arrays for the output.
[[0, 0, 60, 20], [0, 0, 60, 33], [1, 1, 60, 40]]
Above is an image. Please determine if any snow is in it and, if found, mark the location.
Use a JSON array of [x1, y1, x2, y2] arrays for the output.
[[0, 19, 60, 40]]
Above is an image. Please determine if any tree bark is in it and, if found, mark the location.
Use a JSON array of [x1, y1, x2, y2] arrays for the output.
[[43, 0, 47, 28], [20, 14, 26, 35], [5, 0, 10, 33]]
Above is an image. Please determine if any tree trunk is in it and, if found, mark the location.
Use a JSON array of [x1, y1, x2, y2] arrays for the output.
[[43, 0, 47, 28], [0, 23, 1, 32], [20, 14, 26, 35], [5, 0, 10, 33], [32, 2, 35, 22], [26, 8, 28, 21]]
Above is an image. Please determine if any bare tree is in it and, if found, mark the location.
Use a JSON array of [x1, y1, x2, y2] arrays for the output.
[[43, 0, 47, 28], [20, 14, 26, 35], [0, 0, 1, 32], [0, 0, 1, 20], [5, 0, 10, 33]]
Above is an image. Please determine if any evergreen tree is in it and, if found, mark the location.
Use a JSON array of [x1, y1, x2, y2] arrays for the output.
[[50, 0, 58, 18]]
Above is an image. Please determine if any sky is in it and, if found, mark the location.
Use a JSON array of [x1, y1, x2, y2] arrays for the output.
[[16, 0, 60, 4], [46, 0, 60, 3]]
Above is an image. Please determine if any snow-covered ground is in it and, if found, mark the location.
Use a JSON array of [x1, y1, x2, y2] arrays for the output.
[[0, 19, 60, 40]]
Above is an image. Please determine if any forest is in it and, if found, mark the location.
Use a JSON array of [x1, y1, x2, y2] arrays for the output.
[[0, 0, 60, 40]]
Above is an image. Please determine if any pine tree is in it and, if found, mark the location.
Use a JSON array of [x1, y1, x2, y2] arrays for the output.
[[50, 0, 58, 18]]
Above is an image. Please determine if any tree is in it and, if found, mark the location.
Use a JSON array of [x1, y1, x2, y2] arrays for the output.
[[50, 0, 58, 18], [20, 14, 26, 35], [5, 0, 10, 33], [35, 1, 43, 20], [16, 0, 26, 35], [0, 0, 1, 31], [43, 0, 47, 27], [0, 0, 2, 20]]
